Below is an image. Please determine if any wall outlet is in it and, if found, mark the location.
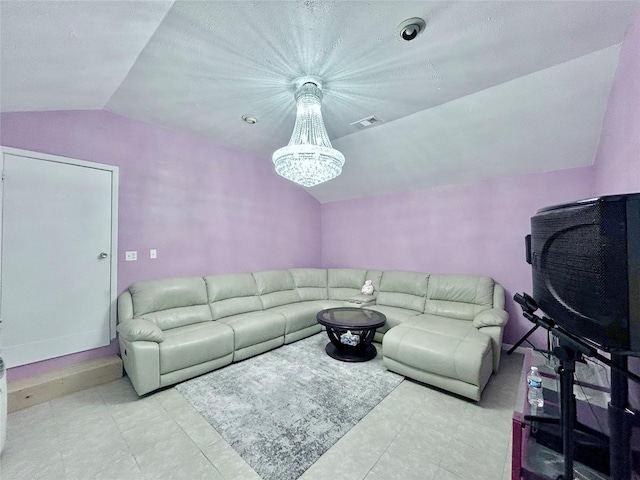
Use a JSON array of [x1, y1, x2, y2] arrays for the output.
[[150, 249, 157, 259], [125, 251, 137, 261]]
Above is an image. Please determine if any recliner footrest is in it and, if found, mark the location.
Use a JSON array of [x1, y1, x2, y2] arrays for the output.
[[382, 321, 493, 401]]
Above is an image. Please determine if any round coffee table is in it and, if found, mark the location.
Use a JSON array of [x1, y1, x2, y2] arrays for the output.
[[316, 307, 387, 362]]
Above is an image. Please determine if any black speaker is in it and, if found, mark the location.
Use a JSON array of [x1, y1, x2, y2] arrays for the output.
[[528, 193, 640, 352]]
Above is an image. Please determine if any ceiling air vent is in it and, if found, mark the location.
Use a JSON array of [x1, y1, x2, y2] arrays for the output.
[[350, 115, 383, 130]]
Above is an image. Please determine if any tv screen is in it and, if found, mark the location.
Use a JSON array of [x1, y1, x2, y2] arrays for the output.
[[527, 193, 640, 353]]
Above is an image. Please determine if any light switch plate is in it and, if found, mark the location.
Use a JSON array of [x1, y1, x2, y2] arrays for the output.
[[150, 249, 157, 259], [125, 251, 137, 261]]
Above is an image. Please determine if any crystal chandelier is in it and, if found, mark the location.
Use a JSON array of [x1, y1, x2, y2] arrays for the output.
[[272, 78, 345, 187]]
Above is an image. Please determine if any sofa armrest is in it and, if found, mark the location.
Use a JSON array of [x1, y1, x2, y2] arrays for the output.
[[476, 325, 505, 372], [117, 319, 165, 343], [472, 308, 508, 328], [118, 290, 134, 322], [119, 337, 161, 395]]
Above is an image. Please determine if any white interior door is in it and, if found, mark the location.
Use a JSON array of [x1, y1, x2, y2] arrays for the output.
[[0, 148, 118, 367]]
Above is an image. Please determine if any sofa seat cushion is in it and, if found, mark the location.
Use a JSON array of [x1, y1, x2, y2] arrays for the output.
[[403, 314, 476, 337], [365, 305, 421, 334], [317, 299, 352, 310], [267, 301, 327, 335], [382, 320, 492, 387], [218, 311, 286, 349], [159, 321, 234, 374]]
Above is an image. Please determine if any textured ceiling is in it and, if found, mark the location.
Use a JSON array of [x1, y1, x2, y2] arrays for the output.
[[1, 1, 639, 202]]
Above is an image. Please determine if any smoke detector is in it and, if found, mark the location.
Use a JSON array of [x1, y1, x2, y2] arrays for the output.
[[396, 17, 426, 42]]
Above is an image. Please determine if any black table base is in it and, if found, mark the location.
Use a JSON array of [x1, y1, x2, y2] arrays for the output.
[[325, 342, 377, 362], [324, 327, 377, 362]]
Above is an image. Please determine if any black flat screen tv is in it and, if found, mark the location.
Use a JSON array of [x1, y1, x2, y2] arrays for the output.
[[527, 193, 640, 353]]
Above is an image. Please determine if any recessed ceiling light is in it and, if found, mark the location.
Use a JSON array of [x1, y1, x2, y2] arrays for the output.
[[396, 17, 426, 42], [242, 114, 258, 124]]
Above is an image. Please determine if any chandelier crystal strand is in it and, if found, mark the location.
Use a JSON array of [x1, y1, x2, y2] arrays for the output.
[[272, 82, 345, 187]]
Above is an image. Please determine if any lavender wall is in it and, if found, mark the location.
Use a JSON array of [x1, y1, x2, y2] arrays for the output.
[[1, 110, 321, 380], [321, 168, 595, 347], [593, 11, 640, 195]]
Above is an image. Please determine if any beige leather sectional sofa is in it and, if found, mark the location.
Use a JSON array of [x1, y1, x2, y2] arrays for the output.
[[117, 268, 508, 400]]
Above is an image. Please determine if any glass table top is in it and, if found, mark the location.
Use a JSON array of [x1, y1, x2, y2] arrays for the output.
[[316, 307, 386, 329]]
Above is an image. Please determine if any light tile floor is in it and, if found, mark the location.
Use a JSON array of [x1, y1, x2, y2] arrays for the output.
[[0, 348, 523, 480]]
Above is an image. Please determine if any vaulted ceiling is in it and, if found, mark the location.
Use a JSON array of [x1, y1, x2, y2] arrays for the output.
[[1, 1, 639, 202]]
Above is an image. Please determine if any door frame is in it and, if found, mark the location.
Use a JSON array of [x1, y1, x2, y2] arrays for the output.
[[0, 146, 119, 341]]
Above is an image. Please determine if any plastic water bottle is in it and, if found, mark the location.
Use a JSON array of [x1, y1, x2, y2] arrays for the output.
[[527, 366, 544, 408]]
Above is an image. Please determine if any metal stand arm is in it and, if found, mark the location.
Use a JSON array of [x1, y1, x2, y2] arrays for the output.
[[507, 324, 539, 354]]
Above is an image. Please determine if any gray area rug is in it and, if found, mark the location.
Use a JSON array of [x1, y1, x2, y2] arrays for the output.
[[175, 333, 403, 480]]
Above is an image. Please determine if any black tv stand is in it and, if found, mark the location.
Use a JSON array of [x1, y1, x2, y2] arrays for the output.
[[514, 292, 640, 479], [525, 342, 610, 478]]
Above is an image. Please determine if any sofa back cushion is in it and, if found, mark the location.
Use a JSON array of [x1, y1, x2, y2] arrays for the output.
[[424, 274, 495, 320], [328, 269, 367, 300], [253, 270, 301, 309], [205, 273, 263, 320], [289, 268, 328, 300], [129, 277, 211, 330], [377, 270, 429, 312]]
